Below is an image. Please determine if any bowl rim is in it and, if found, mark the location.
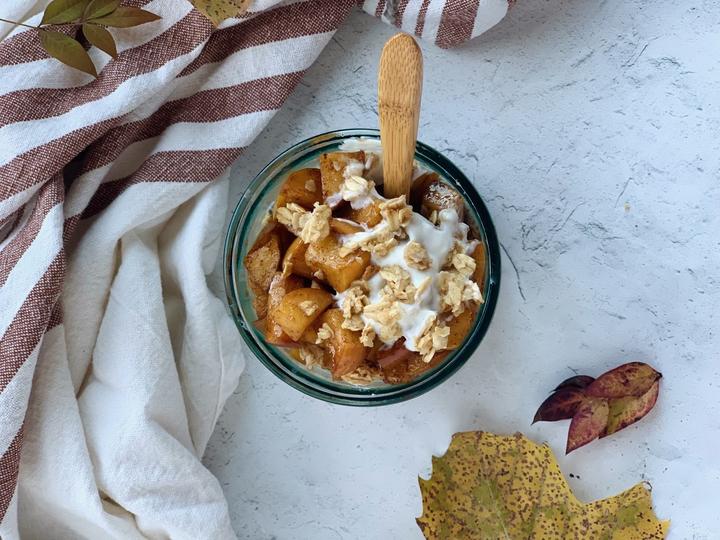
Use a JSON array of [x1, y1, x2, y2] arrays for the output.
[[223, 128, 501, 406]]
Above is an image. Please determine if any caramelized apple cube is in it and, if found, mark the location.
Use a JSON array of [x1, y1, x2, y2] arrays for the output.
[[265, 273, 305, 345], [276, 168, 322, 210], [319, 151, 365, 206], [319, 309, 366, 379], [336, 199, 383, 227], [376, 339, 415, 369], [382, 351, 448, 384], [471, 242, 487, 295], [282, 237, 315, 279], [305, 235, 371, 292], [329, 218, 364, 235], [445, 308, 478, 350], [244, 226, 283, 318], [271, 288, 333, 341], [410, 172, 464, 221]]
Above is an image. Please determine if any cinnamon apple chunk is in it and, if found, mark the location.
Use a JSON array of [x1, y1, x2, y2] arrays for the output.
[[319, 309, 366, 379], [336, 199, 383, 227], [410, 172, 464, 221], [445, 307, 478, 350], [276, 168, 323, 210], [304, 235, 370, 292], [271, 288, 333, 341], [282, 237, 315, 279], [265, 272, 305, 346], [329, 218, 364, 235], [319, 151, 365, 206], [471, 242, 487, 295], [244, 223, 284, 318]]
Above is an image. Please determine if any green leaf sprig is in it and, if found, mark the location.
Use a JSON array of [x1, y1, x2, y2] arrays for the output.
[[0, 0, 161, 77]]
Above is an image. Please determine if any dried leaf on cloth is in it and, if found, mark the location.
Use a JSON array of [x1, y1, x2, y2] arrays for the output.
[[191, 0, 251, 25], [417, 431, 669, 539]]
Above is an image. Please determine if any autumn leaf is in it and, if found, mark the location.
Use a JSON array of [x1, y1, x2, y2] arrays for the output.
[[41, 0, 89, 25], [39, 30, 97, 77], [586, 362, 662, 399], [603, 381, 660, 438], [417, 431, 669, 539], [192, 0, 251, 26], [84, 0, 120, 20], [90, 6, 161, 27], [566, 396, 609, 453], [82, 23, 117, 58], [554, 374, 594, 391], [533, 387, 585, 423], [534, 362, 662, 453]]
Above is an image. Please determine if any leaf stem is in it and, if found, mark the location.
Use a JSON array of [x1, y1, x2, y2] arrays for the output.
[[0, 17, 38, 30]]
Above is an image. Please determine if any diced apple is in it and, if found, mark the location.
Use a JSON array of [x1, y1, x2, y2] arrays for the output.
[[270, 288, 333, 341], [282, 237, 315, 279], [265, 273, 305, 345], [329, 218, 364, 235], [276, 168, 322, 210], [376, 339, 415, 369], [410, 172, 464, 221], [319, 309, 366, 379], [319, 151, 365, 206], [300, 321, 319, 344], [471, 242, 487, 295], [445, 308, 478, 350], [305, 235, 371, 292], [336, 199, 383, 227], [244, 227, 283, 318], [382, 351, 448, 384]]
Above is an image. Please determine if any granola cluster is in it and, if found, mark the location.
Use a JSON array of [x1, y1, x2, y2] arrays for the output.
[[341, 175, 374, 203], [276, 202, 331, 244], [338, 195, 412, 258], [404, 240, 431, 270], [363, 299, 402, 343], [340, 364, 382, 385], [315, 322, 334, 345], [298, 344, 324, 369], [379, 265, 416, 303], [339, 283, 368, 332], [415, 315, 450, 362], [438, 270, 482, 316]]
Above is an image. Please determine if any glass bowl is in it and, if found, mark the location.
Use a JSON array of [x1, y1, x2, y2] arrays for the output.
[[224, 129, 500, 406]]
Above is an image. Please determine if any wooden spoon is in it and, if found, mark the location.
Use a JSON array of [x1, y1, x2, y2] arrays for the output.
[[378, 33, 423, 199]]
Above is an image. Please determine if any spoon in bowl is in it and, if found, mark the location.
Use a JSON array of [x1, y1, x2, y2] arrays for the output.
[[378, 33, 424, 199]]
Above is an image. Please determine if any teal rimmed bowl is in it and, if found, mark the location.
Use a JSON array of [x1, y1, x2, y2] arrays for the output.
[[224, 129, 500, 406]]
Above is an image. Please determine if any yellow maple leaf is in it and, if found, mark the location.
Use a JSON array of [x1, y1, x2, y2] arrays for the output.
[[191, 0, 250, 26], [417, 432, 669, 539]]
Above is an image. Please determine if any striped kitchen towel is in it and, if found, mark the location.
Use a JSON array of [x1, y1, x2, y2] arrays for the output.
[[0, 1, 509, 538]]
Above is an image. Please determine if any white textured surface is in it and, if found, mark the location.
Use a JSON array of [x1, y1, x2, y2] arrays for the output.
[[206, 3, 720, 538]]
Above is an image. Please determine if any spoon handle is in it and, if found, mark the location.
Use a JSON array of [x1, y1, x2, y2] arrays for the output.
[[378, 33, 423, 199]]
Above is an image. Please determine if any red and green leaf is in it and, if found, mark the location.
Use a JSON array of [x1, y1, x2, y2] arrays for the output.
[[534, 361, 662, 453], [586, 362, 662, 399], [602, 381, 660, 438], [82, 23, 117, 58], [554, 375, 595, 391], [39, 30, 97, 77], [41, 0, 89, 25], [90, 6, 160, 27], [533, 387, 586, 423], [566, 397, 609, 454]]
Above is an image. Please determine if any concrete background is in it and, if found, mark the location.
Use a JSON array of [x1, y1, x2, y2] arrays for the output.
[[205, 2, 720, 538]]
